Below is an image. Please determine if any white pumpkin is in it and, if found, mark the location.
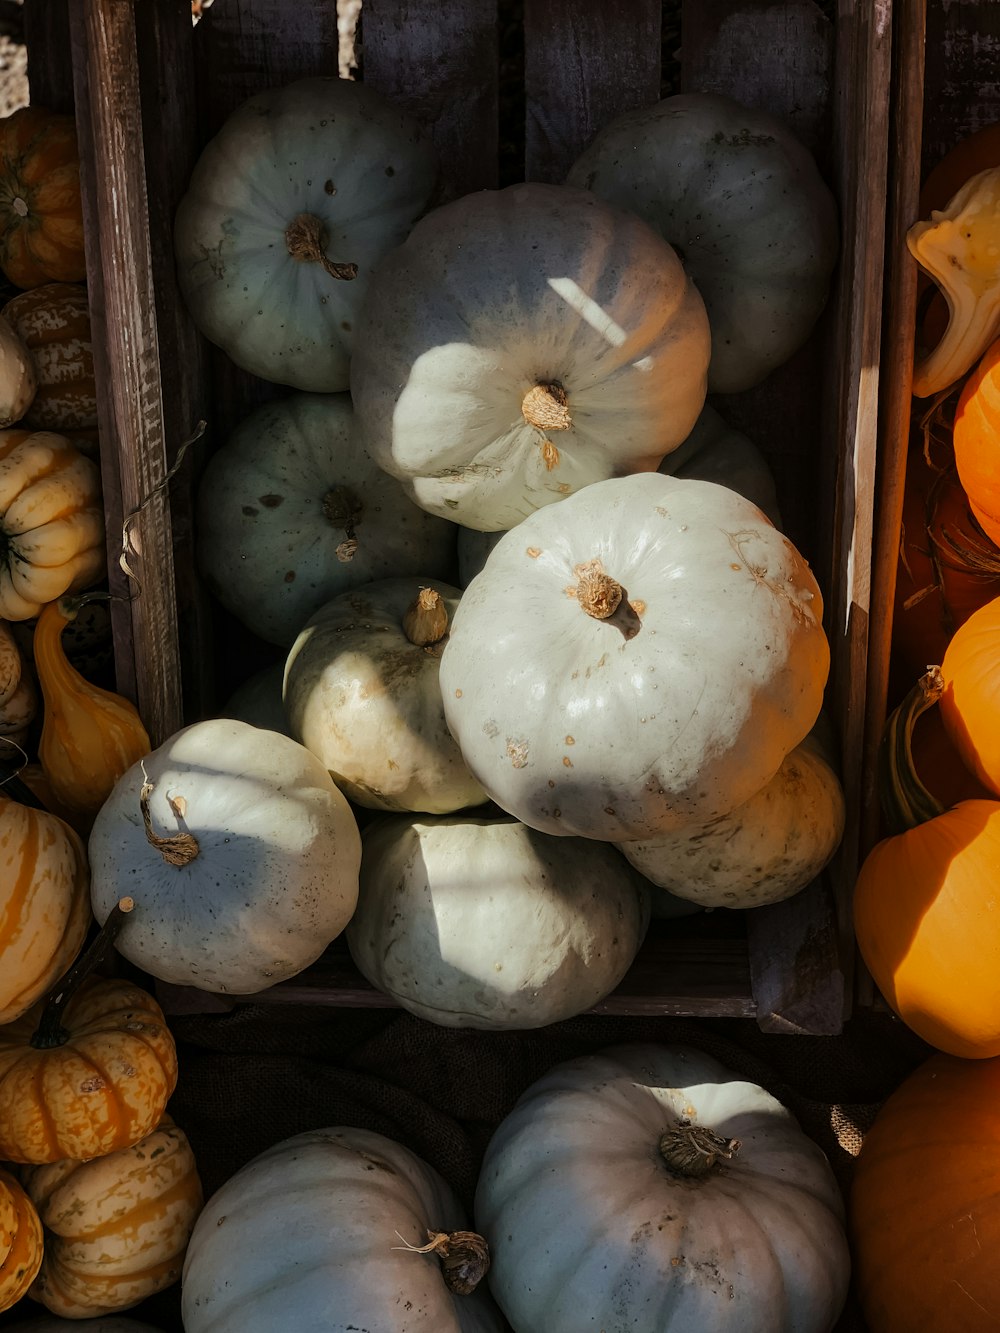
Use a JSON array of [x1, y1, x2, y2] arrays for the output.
[[174, 77, 439, 391], [440, 472, 829, 840], [196, 393, 457, 646], [347, 812, 650, 1028], [284, 578, 486, 813], [0, 314, 36, 427], [88, 719, 361, 993], [350, 181, 710, 530], [181, 1127, 506, 1333], [617, 725, 845, 908], [475, 1043, 851, 1333]]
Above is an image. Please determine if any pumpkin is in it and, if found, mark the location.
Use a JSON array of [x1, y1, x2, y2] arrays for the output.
[[907, 167, 1000, 398], [0, 429, 105, 621], [23, 1117, 203, 1319], [88, 718, 361, 993], [2, 282, 98, 437], [196, 393, 457, 646], [475, 1043, 850, 1333], [854, 669, 1000, 1057], [953, 336, 1000, 547], [0, 775, 91, 1026], [617, 723, 845, 908], [0, 616, 37, 745], [35, 596, 151, 822], [0, 314, 36, 427], [440, 472, 828, 841], [0, 968, 178, 1164], [0, 108, 86, 290], [350, 181, 710, 531], [938, 594, 1000, 797], [347, 811, 650, 1028], [455, 401, 782, 586], [851, 1051, 1000, 1332], [566, 92, 840, 394], [220, 661, 289, 735], [0, 1167, 43, 1314], [284, 578, 486, 814], [181, 1126, 505, 1332], [174, 77, 438, 392]]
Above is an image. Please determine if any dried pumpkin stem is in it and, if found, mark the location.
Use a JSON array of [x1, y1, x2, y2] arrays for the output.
[[522, 381, 572, 431], [141, 780, 200, 867], [877, 667, 948, 836], [659, 1121, 741, 1178], [30, 897, 135, 1050], [285, 212, 358, 281], [392, 1229, 490, 1296], [403, 587, 449, 647], [574, 558, 624, 620]]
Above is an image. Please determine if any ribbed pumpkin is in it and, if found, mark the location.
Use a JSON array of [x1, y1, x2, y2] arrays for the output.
[[0, 1166, 43, 1314], [938, 595, 1000, 798], [0, 108, 86, 289], [0, 314, 36, 427], [952, 337, 1000, 547], [0, 429, 105, 621], [0, 971, 178, 1165], [0, 778, 91, 1025], [851, 1052, 1000, 1331], [34, 596, 151, 821], [2, 283, 98, 438], [23, 1117, 203, 1318]]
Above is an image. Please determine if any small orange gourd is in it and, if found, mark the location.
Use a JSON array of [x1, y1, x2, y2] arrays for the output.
[[35, 596, 151, 821], [0, 1166, 43, 1314], [0, 107, 86, 290], [953, 337, 1000, 548], [938, 593, 1000, 798]]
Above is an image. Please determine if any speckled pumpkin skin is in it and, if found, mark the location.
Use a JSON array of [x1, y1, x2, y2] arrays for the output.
[[0, 1166, 43, 1314], [3, 282, 98, 433]]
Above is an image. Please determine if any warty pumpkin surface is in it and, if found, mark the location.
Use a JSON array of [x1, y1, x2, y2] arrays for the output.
[[0, 108, 86, 289], [0, 1166, 43, 1314]]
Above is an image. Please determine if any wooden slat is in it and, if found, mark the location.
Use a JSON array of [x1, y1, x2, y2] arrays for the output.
[[524, 0, 662, 183], [746, 878, 846, 1034], [23, 0, 74, 112], [921, 0, 1000, 173], [70, 1, 182, 744], [361, 0, 499, 197]]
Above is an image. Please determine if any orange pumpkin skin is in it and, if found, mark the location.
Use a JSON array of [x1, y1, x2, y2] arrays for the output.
[[0, 109, 86, 290], [2, 283, 97, 434], [0, 790, 92, 1025], [0, 1166, 43, 1314], [0, 977, 178, 1165], [851, 1052, 1000, 1332], [953, 338, 1000, 547], [854, 799, 1000, 1058], [939, 595, 1000, 798]]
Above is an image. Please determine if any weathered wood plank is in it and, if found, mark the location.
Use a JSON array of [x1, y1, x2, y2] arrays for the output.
[[362, 0, 499, 197], [70, 0, 183, 744], [922, 0, 1000, 174], [524, 0, 662, 183], [24, 0, 73, 113], [746, 878, 846, 1035]]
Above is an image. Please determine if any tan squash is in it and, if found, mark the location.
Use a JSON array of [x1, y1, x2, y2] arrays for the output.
[[2, 283, 98, 439], [0, 314, 36, 427], [23, 1117, 203, 1318]]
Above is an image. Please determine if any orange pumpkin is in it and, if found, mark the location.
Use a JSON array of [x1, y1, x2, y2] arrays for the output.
[[23, 1117, 203, 1318], [0, 108, 86, 290], [2, 283, 97, 440], [851, 1051, 1000, 1331], [855, 671, 1000, 1058], [953, 337, 1000, 548], [939, 594, 1000, 798], [0, 779, 92, 1026], [0, 1167, 43, 1314], [0, 964, 178, 1165], [35, 596, 151, 822]]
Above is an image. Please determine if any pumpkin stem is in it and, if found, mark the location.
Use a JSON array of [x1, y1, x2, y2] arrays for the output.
[[570, 559, 644, 641], [30, 897, 134, 1050], [659, 1121, 741, 1178], [285, 213, 358, 281], [322, 484, 364, 563], [878, 668, 948, 835], [140, 778, 200, 867], [522, 381, 572, 431], [403, 587, 449, 647], [391, 1229, 490, 1296]]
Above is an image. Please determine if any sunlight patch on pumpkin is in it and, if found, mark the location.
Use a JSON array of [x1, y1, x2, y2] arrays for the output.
[[548, 276, 627, 347]]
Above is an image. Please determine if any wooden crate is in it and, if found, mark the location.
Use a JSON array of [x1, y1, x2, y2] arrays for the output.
[[25, 0, 895, 1034]]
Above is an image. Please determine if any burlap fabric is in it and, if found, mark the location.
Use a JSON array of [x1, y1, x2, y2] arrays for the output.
[[46, 1003, 928, 1333]]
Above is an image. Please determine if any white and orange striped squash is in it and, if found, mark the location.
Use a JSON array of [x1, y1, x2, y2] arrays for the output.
[[22, 1117, 203, 1319], [0, 789, 91, 1025], [0, 1166, 43, 1314], [3, 283, 97, 441]]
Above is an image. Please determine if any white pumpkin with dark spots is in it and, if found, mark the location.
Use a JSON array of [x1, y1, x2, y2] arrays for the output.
[[87, 719, 361, 994], [196, 394, 456, 646], [440, 472, 829, 841]]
